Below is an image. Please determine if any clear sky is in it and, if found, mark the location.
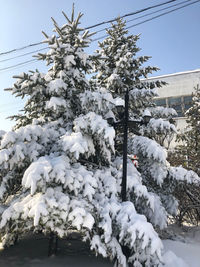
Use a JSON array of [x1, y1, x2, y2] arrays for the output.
[[0, 0, 200, 131]]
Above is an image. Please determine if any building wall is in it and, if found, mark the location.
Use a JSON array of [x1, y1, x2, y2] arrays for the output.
[[152, 69, 200, 98], [146, 69, 200, 147]]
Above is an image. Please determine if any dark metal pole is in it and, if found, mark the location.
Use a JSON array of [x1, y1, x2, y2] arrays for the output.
[[121, 89, 129, 202], [48, 232, 58, 257]]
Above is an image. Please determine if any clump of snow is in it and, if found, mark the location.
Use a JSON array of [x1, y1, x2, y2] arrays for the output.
[[147, 118, 177, 134], [73, 112, 115, 162], [133, 136, 167, 163], [47, 78, 67, 93], [80, 88, 116, 114], [64, 54, 76, 67], [150, 106, 177, 118], [61, 132, 94, 160], [169, 167, 200, 184], [160, 250, 188, 267], [46, 97, 66, 110]]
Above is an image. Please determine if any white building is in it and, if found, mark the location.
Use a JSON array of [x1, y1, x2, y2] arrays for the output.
[[148, 68, 200, 129], [146, 69, 200, 147]]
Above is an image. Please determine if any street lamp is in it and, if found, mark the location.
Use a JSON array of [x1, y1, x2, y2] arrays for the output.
[[107, 89, 152, 201]]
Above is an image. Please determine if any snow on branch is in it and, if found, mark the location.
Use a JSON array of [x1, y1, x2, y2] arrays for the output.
[[22, 155, 98, 200], [0, 124, 61, 169], [115, 201, 163, 265], [0, 187, 95, 242], [47, 78, 67, 93], [169, 166, 200, 184], [150, 106, 177, 119], [87, 199, 163, 266], [141, 118, 177, 136], [130, 88, 158, 102], [132, 136, 167, 164], [73, 112, 115, 162], [80, 88, 116, 114], [46, 97, 67, 110], [60, 132, 95, 160]]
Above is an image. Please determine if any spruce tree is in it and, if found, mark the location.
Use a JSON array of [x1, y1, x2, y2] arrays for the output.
[[174, 85, 200, 175], [93, 17, 200, 238], [168, 85, 200, 224]]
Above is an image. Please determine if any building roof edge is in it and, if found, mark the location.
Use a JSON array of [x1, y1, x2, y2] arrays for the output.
[[145, 69, 200, 80]]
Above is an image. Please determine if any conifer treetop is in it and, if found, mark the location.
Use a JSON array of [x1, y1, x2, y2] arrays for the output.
[[95, 18, 159, 96]]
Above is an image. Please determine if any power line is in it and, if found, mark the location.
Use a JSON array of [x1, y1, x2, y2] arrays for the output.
[[0, 0, 178, 57], [0, 1, 186, 63], [0, 0, 199, 113], [126, 0, 200, 30], [85, 0, 177, 30], [0, 42, 44, 57], [0, 48, 47, 63], [0, 59, 38, 73], [0, 0, 192, 66], [92, 0, 200, 41], [95, 0, 191, 34], [0, 0, 199, 73]]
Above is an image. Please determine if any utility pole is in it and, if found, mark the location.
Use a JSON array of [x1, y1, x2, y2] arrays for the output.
[[121, 89, 129, 202]]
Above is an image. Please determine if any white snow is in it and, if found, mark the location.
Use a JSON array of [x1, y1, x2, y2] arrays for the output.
[[0, 149, 9, 165], [161, 250, 188, 267], [46, 97, 66, 110], [169, 166, 200, 184], [47, 78, 67, 93], [133, 136, 167, 163], [76, 51, 88, 66], [64, 54, 76, 67], [61, 132, 92, 159], [144, 68, 200, 81], [162, 240, 199, 267], [143, 109, 151, 117]]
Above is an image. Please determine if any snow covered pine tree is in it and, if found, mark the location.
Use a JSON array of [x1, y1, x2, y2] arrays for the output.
[[0, 8, 199, 267], [170, 84, 200, 175], [92, 18, 200, 265], [168, 85, 200, 225]]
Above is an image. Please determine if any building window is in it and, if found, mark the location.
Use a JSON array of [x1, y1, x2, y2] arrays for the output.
[[183, 95, 193, 112], [168, 97, 183, 117], [154, 95, 193, 117], [154, 98, 166, 107]]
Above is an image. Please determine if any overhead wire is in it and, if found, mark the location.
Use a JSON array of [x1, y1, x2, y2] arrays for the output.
[[0, 41, 44, 57], [94, 0, 192, 34], [0, 0, 192, 65], [84, 0, 177, 30], [0, 59, 38, 73], [0, 0, 199, 73], [91, 0, 200, 41], [0, 0, 199, 111], [0, 0, 178, 57], [0, 48, 47, 63], [126, 0, 200, 29]]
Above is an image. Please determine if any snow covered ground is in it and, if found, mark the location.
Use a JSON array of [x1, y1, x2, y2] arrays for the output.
[[0, 225, 199, 266], [162, 224, 200, 267]]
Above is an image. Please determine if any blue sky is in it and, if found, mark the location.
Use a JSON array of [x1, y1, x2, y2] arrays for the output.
[[0, 0, 200, 131]]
